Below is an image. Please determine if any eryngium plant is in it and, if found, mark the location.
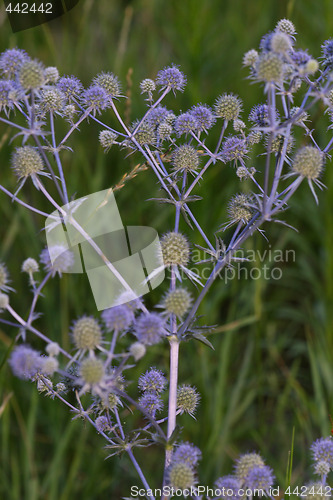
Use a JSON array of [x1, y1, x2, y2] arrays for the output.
[[1, 18, 333, 499]]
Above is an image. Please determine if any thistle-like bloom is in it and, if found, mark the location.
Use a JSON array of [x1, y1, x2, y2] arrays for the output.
[[71, 316, 103, 352], [174, 112, 198, 137], [172, 144, 200, 174], [234, 453, 265, 482], [291, 49, 311, 67], [276, 18, 296, 36], [160, 232, 190, 267], [311, 437, 333, 467], [244, 465, 275, 492], [160, 288, 192, 319], [57, 75, 83, 99], [0, 80, 14, 114], [138, 368, 167, 393], [79, 356, 105, 393], [22, 258, 39, 274], [304, 482, 331, 500], [220, 136, 248, 164], [81, 85, 110, 114], [270, 32, 292, 54], [214, 93, 242, 121], [41, 356, 59, 376], [101, 305, 134, 333], [167, 462, 196, 490], [93, 72, 121, 98], [18, 59, 45, 90], [289, 146, 325, 204], [140, 78, 156, 96], [0, 293, 9, 311], [243, 49, 259, 67], [130, 119, 156, 146], [129, 341, 146, 361], [0, 48, 27, 78], [40, 245, 75, 277], [227, 193, 254, 226], [255, 52, 284, 83], [215, 475, 243, 500], [172, 442, 202, 469], [147, 105, 169, 128], [248, 103, 279, 129], [138, 392, 163, 418], [95, 415, 110, 433], [190, 104, 216, 132], [9, 345, 42, 380], [99, 130, 118, 152], [314, 460, 330, 476], [177, 384, 200, 416], [11, 146, 44, 179], [134, 312, 166, 345], [44, 66, 59, 83], [156, 65, 186, 93], [321, 39, 333, 70], [39, 88, 66, 113], [0, 262, 11, 292]]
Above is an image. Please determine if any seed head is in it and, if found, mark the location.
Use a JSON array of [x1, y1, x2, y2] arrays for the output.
[[233, 119, 246, 132], [161, 288, 192, 318], [9, 345, 42, 380], [270, 32, 292, 54], [292, 146, 324, 179], [156, 65, 186, 92], [39, 88, 66, 113], [138, 392, 163, 418], [276, 19, 296, 36], [44, 66, 59, 83], [174, 112, 198, 137], [227, 194, 254, 224], [80, 357, 105, 386], [243, 49, 259, 67], [290, 106, 309, 125], [72, 316, 103, 351], [256, 52, 284, 82], [138, 368, 167, 393], [22, 258, 39, 274], [99, 130, 118, 152], [63, 104, 76, 121], [0, 48, 27, 77], [11, 146, 44, 179], [172, 145, 199, 173], [129, 341, 146, 361], [101, 305, 134, 332], [214, 93, 242, 121], [40, 245, 75, 276], [161, 232, 190, 267], [18, 60, 45, 90], [0, 293, 9, 310], [177, 384, 200, 416], [93, 72, 121, 98], [234, 453, 265, 481], [168, 462, 196, 490], [134, 312, 166, 345]]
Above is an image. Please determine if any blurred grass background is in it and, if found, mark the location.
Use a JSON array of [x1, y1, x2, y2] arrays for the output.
[[0, 0, 333, 498]]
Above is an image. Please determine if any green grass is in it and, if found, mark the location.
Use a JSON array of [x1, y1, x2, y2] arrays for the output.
[[1, 0, 333, 497]]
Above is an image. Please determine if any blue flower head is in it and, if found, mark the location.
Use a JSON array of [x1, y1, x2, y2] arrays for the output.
[[156, 64, 187, 93], [311, 437, 333, 466]]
